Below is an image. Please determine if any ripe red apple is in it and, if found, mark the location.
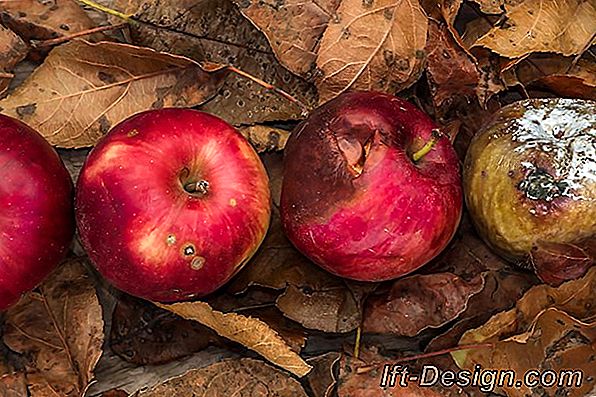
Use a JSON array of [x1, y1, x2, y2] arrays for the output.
[[281, 91, 462, 281], [0, 114, 74, 310], [76, 109, 271, 301]]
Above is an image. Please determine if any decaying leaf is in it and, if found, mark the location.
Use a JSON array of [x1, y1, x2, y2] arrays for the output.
[[238, 125, 290, 152], [363, 272, 486, 336], [233, 0, 341, 77], [126, 0, 316, 125], [0, 372, 27, 397], [0, 0, 97, 41], [110, 294, 220, 365], [3, 259, 104, 397], [420, 0, 462, 25], [138, 358, 308, 396], [0, 39, 226, 148], [455, 309, 595, 397], [315, 0, 428, 103], [155, 300, 311, 377], [473, 0, 596, 58], [306, 352, 340, 397], [468, 0, 504, 14], [454, 267, 596, 397], [425, 20, 479, 112], [530, 239, 595, 286], [0, 25, 27, 95]]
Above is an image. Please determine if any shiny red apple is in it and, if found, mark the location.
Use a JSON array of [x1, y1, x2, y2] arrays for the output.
[[76, 109, 271, 301], [0, 114, 74, 310], [281, 92, 462, 281]]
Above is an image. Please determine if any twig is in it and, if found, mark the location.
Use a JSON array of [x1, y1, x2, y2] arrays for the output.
[[33, 24, 128, 48], [0, 72, 14, 79], [355, 343, 495, 374]]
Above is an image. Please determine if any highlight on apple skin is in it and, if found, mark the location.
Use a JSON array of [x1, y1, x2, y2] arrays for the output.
[[0, 114, 75, 310], [76, 109, 271, 302], [280, 91, 463, 282]]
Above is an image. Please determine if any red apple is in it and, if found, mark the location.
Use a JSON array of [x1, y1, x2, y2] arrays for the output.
[[281, 92, 462, 281], [0, 114, 74, 310], [76, 109, 271, 301]]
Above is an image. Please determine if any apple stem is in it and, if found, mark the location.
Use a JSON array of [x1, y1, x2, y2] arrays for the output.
[[184, 180, 210, 196], [412, 129, 443, 162]]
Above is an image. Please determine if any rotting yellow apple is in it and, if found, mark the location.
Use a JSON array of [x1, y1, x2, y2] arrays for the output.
[[464, 98, 595, 265]]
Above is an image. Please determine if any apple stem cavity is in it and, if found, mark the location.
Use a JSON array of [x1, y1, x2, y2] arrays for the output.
[[183, 180, 210, 196], [412, 129, 442, 162]]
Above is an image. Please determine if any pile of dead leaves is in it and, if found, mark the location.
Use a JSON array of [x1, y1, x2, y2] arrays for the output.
[[0, 0, 594, 396]]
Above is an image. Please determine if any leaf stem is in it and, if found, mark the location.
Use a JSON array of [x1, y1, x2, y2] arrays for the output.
[[412, 128, 442, 162], [353, 326, 362, 359], [33, 23, 128, 48], [77, 0, 133, 22], [0, 72, 14, 79]]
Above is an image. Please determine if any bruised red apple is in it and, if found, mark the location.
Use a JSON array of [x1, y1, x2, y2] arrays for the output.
[[464, 99, 596, 277], [0, 114, 74, 310], [281, 92, 462, 281], [76, 109, 271, 301]]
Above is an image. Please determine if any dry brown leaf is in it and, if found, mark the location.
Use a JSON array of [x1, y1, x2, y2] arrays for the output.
[[420, 0, 462, 25], [0, 372, 27, 397], [139, 358, 308, 396], [0, 39, 226, 148], [363, 272, 486, 336], [128, 0, 316, 125], [473, 0, 596, 58], [454, 308, 595, 397], [233, 0, 341, 77], [425, 21, 480, 113], [110, 294, 220, 365], [306, 352, 340, 397], [530, 239, 595, 286], [3, 259, 104, 397], [315, 0, 428, 103], [239, 125, 290, 152], [468, 0, 504, 14], [0, 0, 96, 41], [155, 300, 311, 377], [0, 25, 27, 94]]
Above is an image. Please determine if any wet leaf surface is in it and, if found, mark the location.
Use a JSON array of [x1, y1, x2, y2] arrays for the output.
[[0, 40, 226, 148], [306, 352, 340, 397], [0, 25, 27, 95]]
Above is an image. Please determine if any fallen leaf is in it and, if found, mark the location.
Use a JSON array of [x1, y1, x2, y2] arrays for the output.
[[363, 272, 486, 337], [0, 0, 97, 41], [238, 124, 290, 152], [530, 239, 595, 286], [454, 308, 595, 397], [110, 294, 220, 365], [138, 358, 308, 396], [468, 0, 504, 14], [242, 306, 308, 353], [0, 372, 27, 397], [425, 20, 479, 113], [306, 352, 340, 397], [233, 0, 341, 77], [315, 0, 428, 102], [420, 0, 462, 25], [473, 0, 596, 58], [3, 258, 104, 397], [155, 300, 311, 377], [0, 39, 226, 148], [101, 390, 128, 397], [127, 0, 316, 125], [0, 25, 27, 94]]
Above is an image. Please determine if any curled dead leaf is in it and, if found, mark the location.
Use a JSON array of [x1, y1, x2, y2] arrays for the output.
[[233, 0, 341, 77], [3, 258, 104, 397], [363, 272, 486, 337], [155, 300, 311, 377], [530, 239, 595, 286], [306, 352, 340, 397], [0, 25, 27, 95], [473, 0, 596, 58], [315, 0, 428, 103], [0, 40, 227, 148], [0, 0, 97, 41], [238, 125, 290, 152], [138, 358, 308, 396], [127, 0, 316, 125]]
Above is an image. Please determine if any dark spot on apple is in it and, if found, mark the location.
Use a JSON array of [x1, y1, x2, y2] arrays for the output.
[[98, 71, 116, 84], [190, 256, 205, 270], [182, 243, 196, 256], [127, 129, 139, 137], [518, 167, 569, 202], [481, 170, 487, 178], [508, 170, 515, 178], [99, 115, 111, 134], [166, 234, 176, 245], [16, 103, 36, 117]]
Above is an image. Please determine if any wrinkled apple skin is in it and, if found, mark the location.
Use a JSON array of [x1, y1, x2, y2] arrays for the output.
[[464, 98, 596, 262], [281, 92, 462, 281], [76, 109, 271, 301], [0, 115, 74, 310]]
